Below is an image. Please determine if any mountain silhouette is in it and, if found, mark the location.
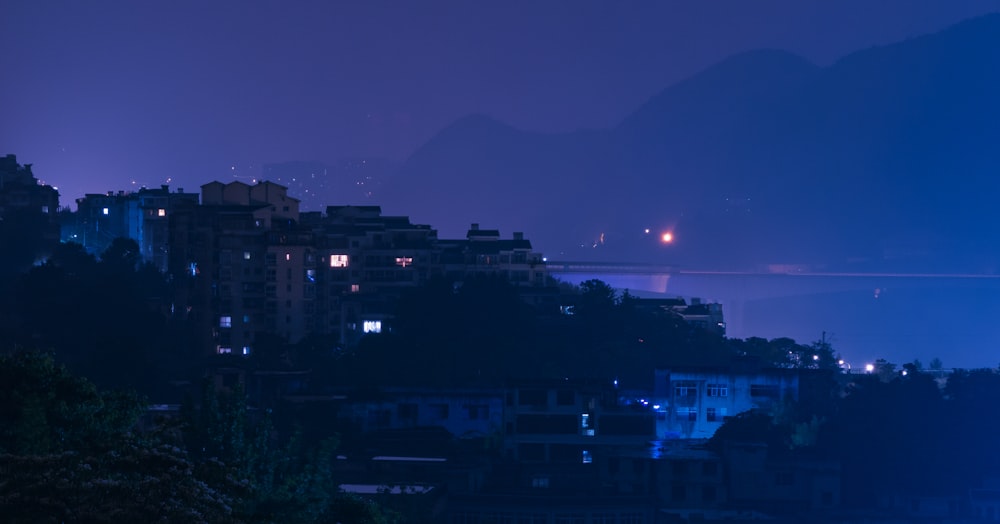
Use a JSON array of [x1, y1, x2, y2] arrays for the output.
[[382, 14, 1000, 271]]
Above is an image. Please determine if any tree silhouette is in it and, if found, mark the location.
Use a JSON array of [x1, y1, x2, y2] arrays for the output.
[[0, 350, 239, 522]]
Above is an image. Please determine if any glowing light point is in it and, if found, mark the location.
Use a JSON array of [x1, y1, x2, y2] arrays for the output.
[[661, 232, 673, 243], [644, 228, 650, 234], [865, 363, 875, 373]]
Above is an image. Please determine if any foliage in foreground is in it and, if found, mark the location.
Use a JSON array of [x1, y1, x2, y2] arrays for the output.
[[0, 350, 400, 523]]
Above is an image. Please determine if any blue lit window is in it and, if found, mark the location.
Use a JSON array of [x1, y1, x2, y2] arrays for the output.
[[219, 316, 232, 328]]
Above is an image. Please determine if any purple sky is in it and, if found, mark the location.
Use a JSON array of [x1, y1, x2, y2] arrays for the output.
[[2, 0, 997, 207]]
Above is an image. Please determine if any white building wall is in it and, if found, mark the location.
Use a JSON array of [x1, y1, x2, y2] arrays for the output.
[[653, 369, 800, 439]]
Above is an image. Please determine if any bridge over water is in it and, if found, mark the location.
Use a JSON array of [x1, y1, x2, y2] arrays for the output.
[[547, 261, 1000, 369]]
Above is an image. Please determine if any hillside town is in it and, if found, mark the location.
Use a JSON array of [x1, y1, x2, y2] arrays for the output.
[[3, 154, 999, 523]]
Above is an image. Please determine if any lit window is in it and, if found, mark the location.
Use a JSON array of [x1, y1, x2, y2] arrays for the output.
[[350, 284, 360, 293], [582, 450, 592, 464], [706, 384, 728, 397], [305, 269, 316, 282], [580, 413, 590, 429], [395, 256, 413, 267], [41, 205, 49, 213], [102, 207, 109, 215], [242, 315, 250, 323], [363, 320, 382, 333], [243, 251, 251, 260], [217, 347, 232, 354], [157, 208, 166, 217], [219, 316, 232, 328], [242, 346, 251, 355], [285, 253, 291, 261], [330, 254, 349, 268]]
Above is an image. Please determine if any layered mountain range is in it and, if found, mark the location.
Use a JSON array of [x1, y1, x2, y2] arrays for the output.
[[381, 14, 1000, 272]]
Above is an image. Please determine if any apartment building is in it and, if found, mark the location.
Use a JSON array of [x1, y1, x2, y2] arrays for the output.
[[0, 154, 60, 263], [70, 185, 197, 270], [653, 367, 800, 440], [167, 182, 552, 356]]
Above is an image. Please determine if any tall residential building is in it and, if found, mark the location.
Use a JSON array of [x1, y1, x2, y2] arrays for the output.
[[168, 181, 553, 356], [0, 154, 60, 263], [169, 181, 301, 356], [69, 185, 196, 271]]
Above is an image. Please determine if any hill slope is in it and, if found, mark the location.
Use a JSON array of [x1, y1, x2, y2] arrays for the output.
[[382, 14, 1000, 271]]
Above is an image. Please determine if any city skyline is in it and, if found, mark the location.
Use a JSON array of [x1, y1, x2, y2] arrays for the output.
[[5, 2, 1000, 369]]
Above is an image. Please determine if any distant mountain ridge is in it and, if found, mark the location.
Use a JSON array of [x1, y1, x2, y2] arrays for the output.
[[381, 13, 1000, 272]]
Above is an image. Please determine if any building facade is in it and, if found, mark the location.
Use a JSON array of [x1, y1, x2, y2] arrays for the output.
[[0, 154, 60, 267], [166, 181, 553, 356], [653, 367, 800, 440], [69, 185, 197, 270]]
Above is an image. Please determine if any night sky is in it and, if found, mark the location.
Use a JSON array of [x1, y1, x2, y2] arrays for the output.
[[2, 1, 996, 206], [4, 1, 1000, 368]]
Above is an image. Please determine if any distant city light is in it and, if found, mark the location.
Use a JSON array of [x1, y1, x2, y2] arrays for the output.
[[644, 228, 650, 234], [661, 232, 673, 243], [865, 363, 875, 373]]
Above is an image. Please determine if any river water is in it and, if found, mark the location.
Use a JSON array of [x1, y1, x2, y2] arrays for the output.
[[551, 270, 1000, 370]]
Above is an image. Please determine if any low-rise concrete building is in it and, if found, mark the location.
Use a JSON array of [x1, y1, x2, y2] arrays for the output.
[[654, 367, 800, 440]]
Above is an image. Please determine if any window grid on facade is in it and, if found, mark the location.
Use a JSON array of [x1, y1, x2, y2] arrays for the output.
[[706, 383, 728, 397], [674, 381, 697, 397], [621, 514, 644, 524], [676, 407, 697, 421]]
